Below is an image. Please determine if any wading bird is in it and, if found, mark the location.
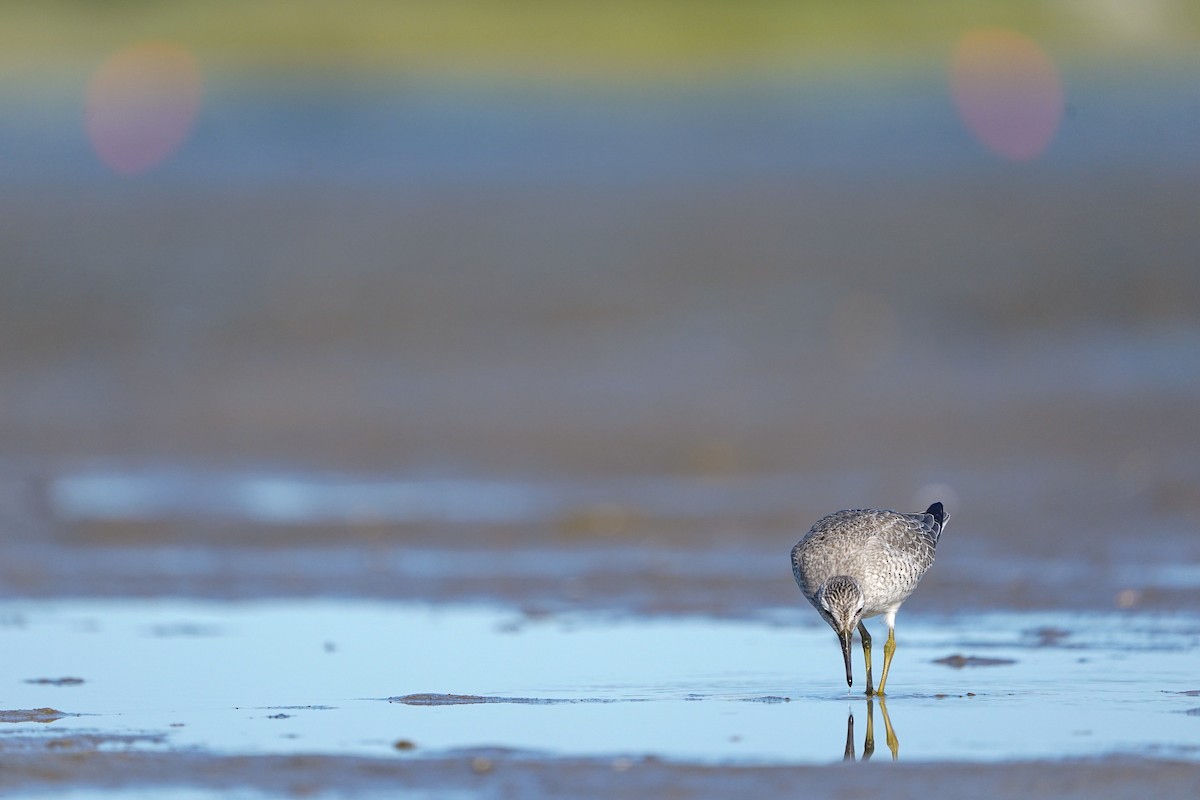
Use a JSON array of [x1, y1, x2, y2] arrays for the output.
[[791, 503, 948, 694]]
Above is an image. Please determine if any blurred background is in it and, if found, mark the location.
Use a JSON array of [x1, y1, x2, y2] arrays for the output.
[[1, 1, 1197, 612]]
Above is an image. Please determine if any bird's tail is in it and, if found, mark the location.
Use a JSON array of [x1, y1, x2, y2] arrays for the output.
[[925, 502, 949, 540]]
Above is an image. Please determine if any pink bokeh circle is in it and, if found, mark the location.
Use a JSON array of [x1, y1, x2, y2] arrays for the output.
[[85, 41, 203, 175], [950, 28, 1064, 162]]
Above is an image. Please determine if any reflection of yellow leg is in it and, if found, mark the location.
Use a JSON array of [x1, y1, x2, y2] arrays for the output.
[[857, 622, 874, 695], [877, 627, 897, 695], [862, 697, 876, 762], [878, 696, 899, 760]]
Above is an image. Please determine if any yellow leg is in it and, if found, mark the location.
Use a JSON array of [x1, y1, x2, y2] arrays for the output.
[[857, 621, 874, 696], [878, 696, 899, 761], [862, 697, 876, 762], [876, 627, 897, 695]]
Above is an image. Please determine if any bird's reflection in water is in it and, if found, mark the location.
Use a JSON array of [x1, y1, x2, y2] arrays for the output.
[[843, 697, 899, 762]]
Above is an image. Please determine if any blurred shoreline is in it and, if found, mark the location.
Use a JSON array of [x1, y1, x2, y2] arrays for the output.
[[4, 136, 1198, 615], [8, 0, 1200, 78]]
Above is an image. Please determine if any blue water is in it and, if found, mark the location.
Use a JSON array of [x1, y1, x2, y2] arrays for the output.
[[1, 600, 1197, 764]]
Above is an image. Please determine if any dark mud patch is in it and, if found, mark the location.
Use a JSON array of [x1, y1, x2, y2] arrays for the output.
[[0, 708, 72, 723], [393, 692, 790, 706], [0, 732, 165, 753], [933, 654, 1018, 669], [23, 677, 84, 686], [741, 696, 792, 703], [389, 693, 628, 706], [1028, 627, 1072, 646], [147, 623, 222, 638]]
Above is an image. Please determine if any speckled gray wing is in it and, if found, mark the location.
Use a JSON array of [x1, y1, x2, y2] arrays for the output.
[[871, 510, 940, 604], [791, 509, 883, 600], [791, 506, 944, 608]]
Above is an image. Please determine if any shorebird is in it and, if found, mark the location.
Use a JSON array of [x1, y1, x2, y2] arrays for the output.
[[791, 502, 948, 695]]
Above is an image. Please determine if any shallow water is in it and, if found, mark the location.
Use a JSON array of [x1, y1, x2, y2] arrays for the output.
[[1, 600, 1197, 765], [48, 466, 828, 525], [6, 793, 285, 800]]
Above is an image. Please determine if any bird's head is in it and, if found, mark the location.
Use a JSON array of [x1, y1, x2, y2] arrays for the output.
[[817, 575, 866, 634], [816, 576, 866, 687]]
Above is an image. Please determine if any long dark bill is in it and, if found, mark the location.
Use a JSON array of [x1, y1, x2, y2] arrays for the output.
[[839, 630, 854, 688]]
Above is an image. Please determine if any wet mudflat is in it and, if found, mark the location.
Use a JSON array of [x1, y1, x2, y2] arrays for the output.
[[3, 15, 1200, 796], [1, 600, 1198, 768]]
